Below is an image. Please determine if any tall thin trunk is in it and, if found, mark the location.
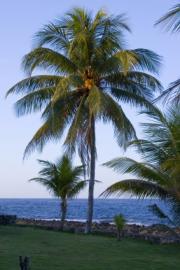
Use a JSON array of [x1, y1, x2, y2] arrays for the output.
[[85, 116, 96, 233], [60, 198, 67, 230]]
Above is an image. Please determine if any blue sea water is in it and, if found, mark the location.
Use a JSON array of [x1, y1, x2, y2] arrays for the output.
[[0, 199, 172, 226]]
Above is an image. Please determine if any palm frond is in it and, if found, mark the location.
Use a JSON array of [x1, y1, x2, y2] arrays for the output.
[[96, 92, 136, 147], [34, 22, 70, 51], [155, 4, 180, 33], [112, 50, 138, 75], [64, 95, 87, 156], [148, 204, 174, 225], [24, 115, 67, 158], [155, 78, 180, 105], [104, 71, 162, 100], [22, 48, 77, 75], [103, 157, 168, 184], [6, 75, 61, 97], [14, 87, 55, 116], [24, 90, 80, 157], [127, 139, 167, 165], [101, 179, 168, 199], [29, 177, 57, 195], [109, 87, 159, 110], [68, 180, 87, 198], [131, 49, 162, 74]]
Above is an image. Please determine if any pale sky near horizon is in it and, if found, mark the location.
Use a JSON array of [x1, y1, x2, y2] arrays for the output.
[[0, 0, 179, 198]]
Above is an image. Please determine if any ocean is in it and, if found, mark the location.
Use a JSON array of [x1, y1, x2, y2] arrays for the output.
[[0, 198, 172, 226]]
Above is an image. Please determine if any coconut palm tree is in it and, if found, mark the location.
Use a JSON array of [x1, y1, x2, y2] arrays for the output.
[[6, 8, 162, 232], [155, 4, 180, 105], [29, 155, 86, 229], [102, 105, 180, 221]]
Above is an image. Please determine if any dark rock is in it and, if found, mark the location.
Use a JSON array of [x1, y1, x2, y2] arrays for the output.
[[16, 218, 180, 244], [0, 215, 17, 225]]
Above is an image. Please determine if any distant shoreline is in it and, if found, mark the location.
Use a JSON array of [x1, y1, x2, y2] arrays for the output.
[[36, 218, 146, 226], [0, 198, 155, 200]]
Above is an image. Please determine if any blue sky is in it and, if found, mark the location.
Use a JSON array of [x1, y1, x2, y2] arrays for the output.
[[0, 0, 179, 198]]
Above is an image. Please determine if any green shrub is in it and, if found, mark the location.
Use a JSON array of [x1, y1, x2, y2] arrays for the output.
[[114, 214, 126, 240]]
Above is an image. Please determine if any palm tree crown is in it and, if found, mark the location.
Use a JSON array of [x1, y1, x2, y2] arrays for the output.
[[7, 8, 161, 157], [102, 105, 180, 202], [7, 8, 162, 232], [30, 155, 86, 227]]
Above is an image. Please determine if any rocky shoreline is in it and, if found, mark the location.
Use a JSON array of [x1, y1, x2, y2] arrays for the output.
[[16, 218, 180, 244]]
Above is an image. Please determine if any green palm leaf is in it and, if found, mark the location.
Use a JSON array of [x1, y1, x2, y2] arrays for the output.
[[155, 4, 180, 33], [6, 75, 61, 96], [156, 78, 180, 106], [101, 179, 168, 199], [22, 47, 77, 75], [104, 157, 169, 184], [14, 87, 55, 116]]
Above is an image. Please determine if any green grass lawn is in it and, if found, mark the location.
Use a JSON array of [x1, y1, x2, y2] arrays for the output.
[[0, 226, 180, 270]]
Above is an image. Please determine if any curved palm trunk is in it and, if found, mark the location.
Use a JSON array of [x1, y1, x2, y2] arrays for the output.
[[60, 199, 67, 230], [85, 116, 96, 233]]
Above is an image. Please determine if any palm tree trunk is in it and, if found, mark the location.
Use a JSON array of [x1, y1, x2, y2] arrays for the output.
[[60, 199, 67, 230], [85, 116, 96, 233], [117, 229, 122, 241]]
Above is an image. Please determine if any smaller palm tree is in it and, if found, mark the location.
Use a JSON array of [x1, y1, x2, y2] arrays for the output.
[[30, 155, 86, 230], [114, 214, 126, 241]]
